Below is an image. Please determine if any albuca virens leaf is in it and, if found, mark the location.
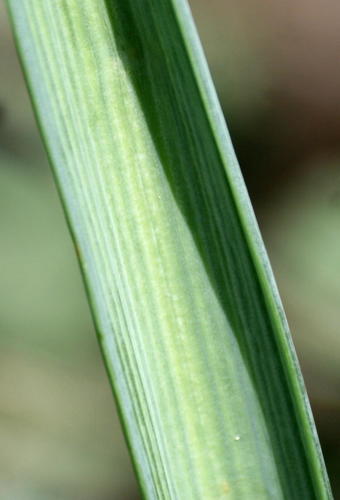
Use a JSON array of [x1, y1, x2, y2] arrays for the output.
[[7, 1, 332, 499]]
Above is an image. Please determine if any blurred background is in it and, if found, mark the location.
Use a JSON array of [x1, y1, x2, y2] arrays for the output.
[[0, 1, 339, 498]]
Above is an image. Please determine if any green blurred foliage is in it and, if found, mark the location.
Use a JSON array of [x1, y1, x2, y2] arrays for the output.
[[1, 1, 339, 498]]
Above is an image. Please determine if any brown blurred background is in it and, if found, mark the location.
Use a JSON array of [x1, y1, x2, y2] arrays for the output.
[[0, 1, 339, 498]]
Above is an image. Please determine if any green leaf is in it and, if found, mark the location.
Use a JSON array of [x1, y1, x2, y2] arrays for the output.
[[7, 1, 332, 498]]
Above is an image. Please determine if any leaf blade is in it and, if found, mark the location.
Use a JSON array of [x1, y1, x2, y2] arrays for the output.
[[7, 0, 332, 498]]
